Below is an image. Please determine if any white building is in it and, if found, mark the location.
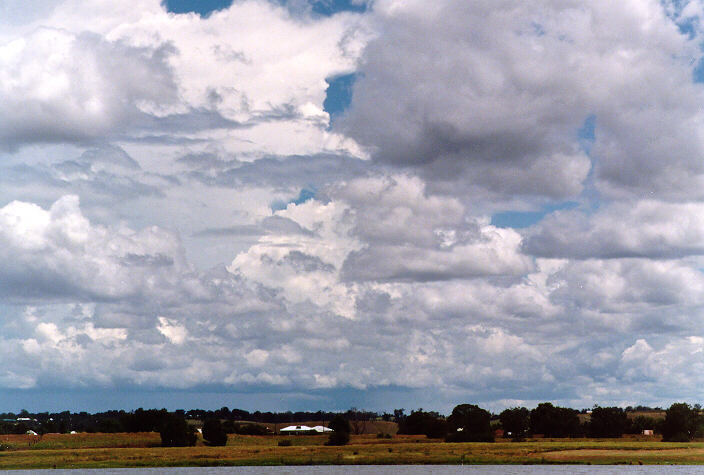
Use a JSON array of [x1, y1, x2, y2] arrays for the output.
[[280, 425, 333, 434], [280, 425, 314, 434]]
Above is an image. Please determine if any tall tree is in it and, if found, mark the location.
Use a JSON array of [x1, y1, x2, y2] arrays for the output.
[[499, 407, 530, 441], [326, 414, 351, 446], [661, 402, 699, 442], [159, 415, 197, 447], [202, 419, 228, 446], [446, 404, 493, 442], [530, 403, 581, 438], [588, 406, 629, 438]]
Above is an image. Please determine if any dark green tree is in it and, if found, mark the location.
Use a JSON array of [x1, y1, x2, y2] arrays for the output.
[[588, 406, 629, 438], [326, 414, 351, 446], [499, 407, 530, 441], [628, 415, 658, 434], [445, 404, 493, 442], [529, 403, 581, 438], [661, 403, 699, 442], [397, 409, 447, 439], [202, 419, 228, 446], [159, 414, 197, 447]]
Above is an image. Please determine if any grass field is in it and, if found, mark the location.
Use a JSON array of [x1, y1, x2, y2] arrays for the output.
[[1, 433, 704, 468]]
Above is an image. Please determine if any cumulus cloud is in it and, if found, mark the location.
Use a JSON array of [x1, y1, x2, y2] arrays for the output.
[[0, 195, 188, 300], [0, 28, 178, 149], [341, 0, 704, 200], [524, 201, 704, 259], [3, 0, 704, 412]]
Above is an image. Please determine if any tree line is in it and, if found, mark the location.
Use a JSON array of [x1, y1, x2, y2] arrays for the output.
[[398, 402, 703, 442], [1, 402, 701, 446]]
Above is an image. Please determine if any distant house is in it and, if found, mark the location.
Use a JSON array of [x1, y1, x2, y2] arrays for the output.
[[280, 425, 315, 435], [643, 429, 654, 436], [280, 425, 333, 435], [26, 430, 38, 435]]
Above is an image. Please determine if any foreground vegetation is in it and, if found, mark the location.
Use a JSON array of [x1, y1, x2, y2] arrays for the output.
[[3, 433, 704, 468]]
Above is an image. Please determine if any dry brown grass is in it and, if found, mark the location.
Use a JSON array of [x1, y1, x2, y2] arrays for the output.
[[2, 433, 704, 468]]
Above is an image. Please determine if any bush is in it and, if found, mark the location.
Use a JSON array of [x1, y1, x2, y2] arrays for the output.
[[159, 415, 197, 447], [326, 415, 351, 446], [326, 431, 350, 446], [233, 423, 270, 435], [202, 419, 228, 446]]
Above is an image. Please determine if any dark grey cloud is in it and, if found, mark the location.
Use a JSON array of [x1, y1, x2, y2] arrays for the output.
[[339, 0, 704, 201]]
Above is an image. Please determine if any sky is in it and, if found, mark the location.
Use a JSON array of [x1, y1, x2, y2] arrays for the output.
[[2, 0, 704, 414]]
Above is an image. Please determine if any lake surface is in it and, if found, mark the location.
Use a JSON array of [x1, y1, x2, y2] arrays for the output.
[[10, 466, 703, 474]]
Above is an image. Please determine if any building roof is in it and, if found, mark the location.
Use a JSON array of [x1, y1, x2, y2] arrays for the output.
[[280, 425, 313, 432], [280, 425, 333, 433]]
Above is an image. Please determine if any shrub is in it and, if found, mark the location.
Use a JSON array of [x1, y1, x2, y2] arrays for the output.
[[326, 415, 351, 446], [202, 419, 228, 446], [159, 415, 197, 447], [233, 423, 270, 435]]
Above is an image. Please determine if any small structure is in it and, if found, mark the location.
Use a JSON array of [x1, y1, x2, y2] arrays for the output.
[[280, 425, 333, 435], [643, 429, 654, 436], [26, 430, 38, 435], [280, 425, 315, 435]]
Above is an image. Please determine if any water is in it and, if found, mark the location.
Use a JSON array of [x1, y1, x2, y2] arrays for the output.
[[9, 467, 702, 474]]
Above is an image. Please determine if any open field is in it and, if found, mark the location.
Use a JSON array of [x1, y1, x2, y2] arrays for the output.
[[3, 433, 704, 468]]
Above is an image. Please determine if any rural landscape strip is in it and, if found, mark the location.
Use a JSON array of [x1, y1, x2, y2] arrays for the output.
[[1, 402, 704, 467]]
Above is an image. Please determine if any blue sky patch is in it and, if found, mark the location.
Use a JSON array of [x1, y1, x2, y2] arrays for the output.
[[694, 58, 704, 83], [491, 201, 579, 229], [323, 73, 356, 128], [311, 0, 367, 16], [165, 0, 232, 16], [578, 114, 596, 153], [271, 187, 317, 211]]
